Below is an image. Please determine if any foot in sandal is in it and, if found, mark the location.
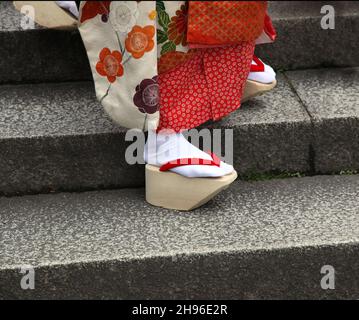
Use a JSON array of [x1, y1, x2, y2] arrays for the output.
[[13, 1, 78, 29], [144, 131, 237, 211], [242, 55, 277, 102]]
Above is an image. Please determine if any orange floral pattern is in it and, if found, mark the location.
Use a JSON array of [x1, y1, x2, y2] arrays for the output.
[[168, 4, 188, 46], [125, 25, 155, 59], [79, 1, 273, 132], [96, 48, 124, 83], [156, 1, 192, 75]]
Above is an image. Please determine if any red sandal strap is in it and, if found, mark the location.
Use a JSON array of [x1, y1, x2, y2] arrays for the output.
[[250, 55, 265, 73], [159, 152, 221, 172]]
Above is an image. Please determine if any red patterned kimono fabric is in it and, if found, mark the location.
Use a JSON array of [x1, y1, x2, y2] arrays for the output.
[[158, 42, 255, 132], [157, 1, 269, 132], [187, 1, 267, 46]]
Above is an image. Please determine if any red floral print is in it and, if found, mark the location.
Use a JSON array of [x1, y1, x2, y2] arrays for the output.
[[80, 1, 111, 23], [158, 42, 255, 132]]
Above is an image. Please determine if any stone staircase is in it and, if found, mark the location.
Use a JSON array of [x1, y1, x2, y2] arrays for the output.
[[0, 1, 358, 299]]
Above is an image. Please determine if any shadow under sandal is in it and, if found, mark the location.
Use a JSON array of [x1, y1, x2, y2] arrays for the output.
[[13, 1, 78, 29], [146, 153, 238, 211]]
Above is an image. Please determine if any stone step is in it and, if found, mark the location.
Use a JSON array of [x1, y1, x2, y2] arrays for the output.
[[285, 67, 359, 174], [1, 174, 359, 299], [256, 1, 359, 70], [1, 67, 358, 196], [1, 1, 358, 84]]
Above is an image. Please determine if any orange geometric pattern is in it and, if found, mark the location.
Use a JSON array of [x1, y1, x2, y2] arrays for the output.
[[187, 1, 267, 46]]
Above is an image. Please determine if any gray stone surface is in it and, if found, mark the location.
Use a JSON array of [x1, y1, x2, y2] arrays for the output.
[[0, 75, 312, 195], [218, 73, 312, 175], [0, 82, 144, 195], [268, 1, 359, 19], [286, 67, 359, 173], [0, 82, 119, 138], [1, 67, 358, 195], [0, 0, 31, 32], [1, 1, 358, 84], [0, 2, 91, 84], [257, 1, 359, 70], [1, 175, 359, 299]]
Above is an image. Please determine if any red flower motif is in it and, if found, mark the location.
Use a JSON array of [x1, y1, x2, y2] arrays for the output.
[[80, 1, 111, 23], [96, 48, 124, 83], [168, 4, 188, 46]]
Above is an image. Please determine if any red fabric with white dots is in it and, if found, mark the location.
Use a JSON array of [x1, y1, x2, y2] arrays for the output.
[[158, 42, 255, 132]]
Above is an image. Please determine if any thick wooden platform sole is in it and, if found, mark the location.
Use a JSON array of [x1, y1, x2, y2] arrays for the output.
[[145, 164, 238, 211], [242, 79, 277, 103], [13, 1, 77, 30]]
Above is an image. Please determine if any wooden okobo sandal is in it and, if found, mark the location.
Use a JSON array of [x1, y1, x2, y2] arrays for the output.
[[13, 1, 78, 30], [146, 153, 237, 211]]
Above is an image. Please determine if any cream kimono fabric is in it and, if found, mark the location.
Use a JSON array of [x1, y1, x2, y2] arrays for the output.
[[78, 1, 187, 131]]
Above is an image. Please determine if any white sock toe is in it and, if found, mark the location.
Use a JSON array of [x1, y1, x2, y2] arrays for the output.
[[220, 161, 235, 176], [144, 132, 234, 178], [248, 59, 276, 84], [55, 1, 79, 18]]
